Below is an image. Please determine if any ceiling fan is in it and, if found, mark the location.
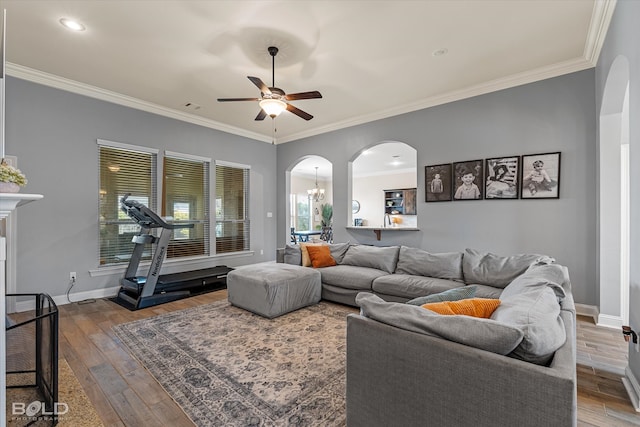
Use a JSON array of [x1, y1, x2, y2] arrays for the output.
[[217, 46, 322, 121]]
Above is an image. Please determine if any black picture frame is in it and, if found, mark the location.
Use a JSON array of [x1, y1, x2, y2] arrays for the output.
[[453, 160, 484, 200], [485, 156, 520, 199], [520, 152, 561, 199], [425, 163, 452, 202]]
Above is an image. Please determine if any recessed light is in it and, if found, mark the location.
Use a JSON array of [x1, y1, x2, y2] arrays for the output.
[[432, 48, 448, 57], [59, 18, 85, 31]]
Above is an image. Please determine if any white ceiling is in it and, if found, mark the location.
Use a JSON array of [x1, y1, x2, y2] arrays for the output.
[[3, 1, 613, 144]]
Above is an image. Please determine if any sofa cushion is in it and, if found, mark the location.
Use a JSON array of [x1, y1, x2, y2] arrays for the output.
[[356, 293, 523, 355], [306, 245, 337, 268], [284, 244, 302, 265], [320, 265, 389, 290], [395, 246, 464, 282], [462, 248, 555, 288], [406, 285, 477, 306], [491, 286, 565, 365], [472, 284, 503, 299], [372, 274, 461, 300], [341, 245, 400, 274], [500, 263, 568, 301], [329, 242, 351, 264], [422, 298, 501, 318]]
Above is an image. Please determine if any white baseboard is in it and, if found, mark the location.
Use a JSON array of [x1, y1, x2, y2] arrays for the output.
[[623, 366, 640, 412], [575, 303, 599, 323], [13, 286, 120, 312], [598, 313, 624, 329]]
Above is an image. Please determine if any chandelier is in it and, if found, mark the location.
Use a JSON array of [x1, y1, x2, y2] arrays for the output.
[[307, 167, 325, 202]]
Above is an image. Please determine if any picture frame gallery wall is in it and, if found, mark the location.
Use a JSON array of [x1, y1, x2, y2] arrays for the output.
[[425, 152, 561, 202]]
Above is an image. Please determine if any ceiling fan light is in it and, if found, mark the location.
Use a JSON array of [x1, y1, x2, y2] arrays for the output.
[[259, 99, 287, 117]]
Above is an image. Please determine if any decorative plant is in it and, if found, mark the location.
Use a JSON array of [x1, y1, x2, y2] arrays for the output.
[[0, 158, 28, 186], [321, 203, 333, 227]]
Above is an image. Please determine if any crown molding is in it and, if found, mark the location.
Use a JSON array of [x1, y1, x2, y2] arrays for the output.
[[277, 56, 594, 144], [584, 0, 617, 65], [6, 62, 271, 143]]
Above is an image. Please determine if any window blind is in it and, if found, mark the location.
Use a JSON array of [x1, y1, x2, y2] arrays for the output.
[[98, 143, 157, 266], [163, 154, 210, 259], [215, 163, 250, 253]]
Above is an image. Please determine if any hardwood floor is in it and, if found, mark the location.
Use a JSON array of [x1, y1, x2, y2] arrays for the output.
[[30, 292, 640, 426]]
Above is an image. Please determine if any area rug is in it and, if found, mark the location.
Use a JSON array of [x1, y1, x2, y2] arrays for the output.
[[112, 301, 354, 426], [6, 358, 103, 427]]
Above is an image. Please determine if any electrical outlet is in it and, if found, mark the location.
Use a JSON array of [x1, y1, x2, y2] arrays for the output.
[[70, 272, 77, 282], [260, 249, 264, 255]]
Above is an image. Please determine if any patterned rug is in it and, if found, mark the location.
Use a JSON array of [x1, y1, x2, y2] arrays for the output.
[[113, 301, 354, 426]]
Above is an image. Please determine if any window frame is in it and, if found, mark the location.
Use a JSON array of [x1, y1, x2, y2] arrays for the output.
[[215, 160, 251, 254]]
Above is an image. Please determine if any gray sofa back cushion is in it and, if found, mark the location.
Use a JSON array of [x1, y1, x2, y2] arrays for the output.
[[462, 248, 555, 288], [356, 293, 523, 355], [284, 244, 302, 265], [491, 285, 566, 365], [284, 242, 351, 266], [341, 245, 400, 274], [395, 246, 464, 281]]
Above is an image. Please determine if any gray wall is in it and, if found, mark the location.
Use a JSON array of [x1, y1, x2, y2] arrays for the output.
[[5, 76, 277, 298], [277, 70, 597, 305], [596, 0, 640, 388]]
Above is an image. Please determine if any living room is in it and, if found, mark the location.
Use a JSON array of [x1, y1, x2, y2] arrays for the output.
[[2, 0, 640, 425]]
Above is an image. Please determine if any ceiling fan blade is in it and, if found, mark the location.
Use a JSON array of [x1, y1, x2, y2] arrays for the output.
[[286, 103, 313, 121], [248, 76, 271, 95], [284, 91, 323, 101], [255, 109, 267, 121], [217, 97, 260, 102]]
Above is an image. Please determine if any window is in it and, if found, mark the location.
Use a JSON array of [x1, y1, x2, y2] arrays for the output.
[[215, 161, 250, 253], [163, 153, 210, 258], [289, 193, 311, 231], [98, 141, 157, 265]]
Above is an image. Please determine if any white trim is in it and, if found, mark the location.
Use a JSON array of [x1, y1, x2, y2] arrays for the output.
[[276, 57, 595, 144], [13, 286, 121, 312], [584, 0, 618, 65], [623, 365, 640, 412], [216, 159, 251, 170], [97, 138, 159, 154], [89, 251, 255, 277], [7, 62, 271, 143], [575, 303, 599, 323], [597, 313, 624, 329], [164, 150, 211, 163]]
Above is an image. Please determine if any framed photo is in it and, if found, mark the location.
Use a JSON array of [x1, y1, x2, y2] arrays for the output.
[[453, 159, 483, 200], [425, 163, 452, 202], [520, 152, 561, 199], [485, 156, 520, 199]]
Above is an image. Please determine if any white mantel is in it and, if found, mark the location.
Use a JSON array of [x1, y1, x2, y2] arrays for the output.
[[1, 192, 43, 426], [0, 192, 44, 218]]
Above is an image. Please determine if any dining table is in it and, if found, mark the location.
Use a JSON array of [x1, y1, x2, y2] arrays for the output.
[[293, 230, 322, 242]]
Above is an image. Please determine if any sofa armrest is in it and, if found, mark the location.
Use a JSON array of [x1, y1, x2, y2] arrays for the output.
[[346, 311, 576, 427]]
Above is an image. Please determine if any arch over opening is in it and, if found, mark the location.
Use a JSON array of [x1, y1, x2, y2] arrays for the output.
[[350, 141, 417, 227], [286, 155, 333, 242], [598, 55, 630, 327]]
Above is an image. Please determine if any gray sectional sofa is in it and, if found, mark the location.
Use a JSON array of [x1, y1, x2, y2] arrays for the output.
[[281, 243, 577, 426]]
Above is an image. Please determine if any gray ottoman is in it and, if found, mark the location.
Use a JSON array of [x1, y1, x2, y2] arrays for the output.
[[227, 263, 322, 318]]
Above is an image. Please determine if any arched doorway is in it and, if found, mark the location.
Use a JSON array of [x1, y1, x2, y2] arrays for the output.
[[287, 156, 333, 243], [599, 55, 630, 327]]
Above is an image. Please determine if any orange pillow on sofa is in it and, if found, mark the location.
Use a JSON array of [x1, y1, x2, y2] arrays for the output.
[[299, 242, 326, 267], [422, 298, 501, 318], [305, 245, 337, 268]]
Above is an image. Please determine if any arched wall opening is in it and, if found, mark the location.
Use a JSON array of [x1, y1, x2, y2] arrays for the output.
[[598, 55, 630, 327]]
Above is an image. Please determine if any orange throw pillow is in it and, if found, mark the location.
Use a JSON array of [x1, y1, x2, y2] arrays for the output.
[[300, 242, 326, 267], [422, 298, 501, 318], [305, 245, 337, 268]]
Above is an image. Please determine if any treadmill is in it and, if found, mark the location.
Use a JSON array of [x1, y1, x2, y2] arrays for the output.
[[114, 195, 233, 310]]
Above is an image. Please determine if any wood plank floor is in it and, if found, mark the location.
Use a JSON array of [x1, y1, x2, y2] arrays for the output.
[[32, 291, 640, 426]]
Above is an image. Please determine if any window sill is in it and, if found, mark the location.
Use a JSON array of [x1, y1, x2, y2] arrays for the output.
[[89, 250, 255, 277]]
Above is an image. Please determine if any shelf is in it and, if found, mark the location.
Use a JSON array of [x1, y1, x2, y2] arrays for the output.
[[346, 226, 420, 240], [0, 193, 44, 219]]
